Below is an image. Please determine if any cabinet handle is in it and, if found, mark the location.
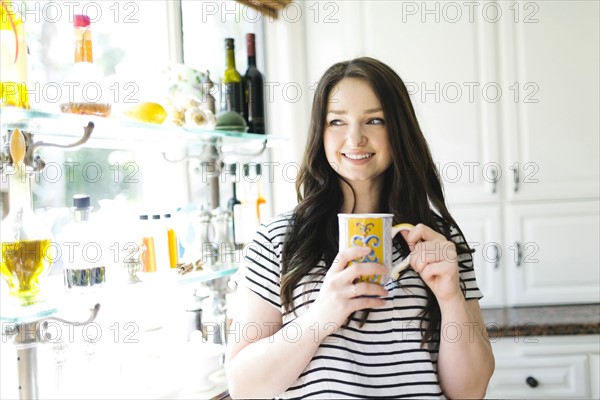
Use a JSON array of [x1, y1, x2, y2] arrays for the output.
[[493, 243, 501, 269], [490, 168, 498, 194], [510, 164, 520, 192], [525, 376, 539, 388], [515, 242, 523, 267]]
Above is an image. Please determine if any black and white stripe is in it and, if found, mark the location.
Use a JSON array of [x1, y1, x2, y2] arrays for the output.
[[236, 214, 483, 399]]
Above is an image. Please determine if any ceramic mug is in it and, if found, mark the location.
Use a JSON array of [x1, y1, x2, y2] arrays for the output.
[[338, 213, 414, 284]]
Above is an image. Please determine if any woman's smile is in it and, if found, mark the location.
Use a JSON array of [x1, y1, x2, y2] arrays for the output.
[[342, 151, 375, 161]]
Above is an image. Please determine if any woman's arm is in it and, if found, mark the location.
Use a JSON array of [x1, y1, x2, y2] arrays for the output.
[[402, 224, 495, 399], [225, 285, 321, 399], [437, 298, 494, 398], [225, 246, 389, 399]]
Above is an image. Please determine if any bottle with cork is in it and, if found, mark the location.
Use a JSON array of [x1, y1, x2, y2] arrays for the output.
[[60, 14, 111, 117]]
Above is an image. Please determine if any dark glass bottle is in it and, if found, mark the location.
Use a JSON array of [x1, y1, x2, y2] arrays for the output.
[[243, 33, 266, 134], [221, 38, 244, 114]]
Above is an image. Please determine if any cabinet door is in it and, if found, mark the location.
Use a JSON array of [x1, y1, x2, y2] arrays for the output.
[[499, 1, 600, 201], [362, 1, 501, 205], [591, 354, 600, 400], [505, 201, 600, 305], [487, 354, 589, 399], [450, 205, 504, 308], [487, 336, 600, 399]]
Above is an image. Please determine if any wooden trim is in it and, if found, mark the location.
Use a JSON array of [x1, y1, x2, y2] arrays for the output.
[[236, 0, 292, 19]]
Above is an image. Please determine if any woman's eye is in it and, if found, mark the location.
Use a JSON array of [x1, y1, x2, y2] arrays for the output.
[[328, 119, 344, 126], [367, 118, 385, 125]]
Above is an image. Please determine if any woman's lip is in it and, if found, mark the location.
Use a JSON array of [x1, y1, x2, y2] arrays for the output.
[[342, 152, 375, 160]]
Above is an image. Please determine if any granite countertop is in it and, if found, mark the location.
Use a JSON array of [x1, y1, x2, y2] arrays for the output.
[[481, 304, 600, 338]]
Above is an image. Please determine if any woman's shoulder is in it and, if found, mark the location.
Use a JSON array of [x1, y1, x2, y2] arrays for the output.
[[255, 211, 294, 241]]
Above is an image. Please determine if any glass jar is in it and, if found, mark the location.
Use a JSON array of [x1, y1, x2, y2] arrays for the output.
[[0, 162, 53, 306]]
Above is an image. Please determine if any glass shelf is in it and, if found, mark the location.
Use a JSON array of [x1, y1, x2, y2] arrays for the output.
[[0, 301, 59, 324], [0, 106, 285, 149], [0, 266, 238, 324]]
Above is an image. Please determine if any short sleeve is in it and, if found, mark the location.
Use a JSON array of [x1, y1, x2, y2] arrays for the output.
[[235, 215, 290, 311], [448, 224, 484, 300]]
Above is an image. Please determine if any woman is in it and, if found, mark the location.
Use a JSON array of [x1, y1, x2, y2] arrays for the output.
[[225, 57, 494, 399]]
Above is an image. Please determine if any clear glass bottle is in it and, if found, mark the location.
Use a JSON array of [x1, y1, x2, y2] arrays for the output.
[[0, 0, 30, 109], [59, 14, 111, 117], [0, 131, 53, 306], [60, 194, 106, 291]]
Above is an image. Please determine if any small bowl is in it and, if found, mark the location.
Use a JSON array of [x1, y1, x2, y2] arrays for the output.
[[214, 125, 249, 133], [215, 111, 247, 132]]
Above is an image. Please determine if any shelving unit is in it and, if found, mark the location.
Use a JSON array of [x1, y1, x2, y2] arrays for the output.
[[0, 106, 283, 147], [0, 105, 276, 399]]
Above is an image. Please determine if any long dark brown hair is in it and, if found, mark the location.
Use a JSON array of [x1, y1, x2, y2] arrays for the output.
[[280, 57, 472, 345]]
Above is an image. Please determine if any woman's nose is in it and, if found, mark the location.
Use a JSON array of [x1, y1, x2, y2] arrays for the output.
[[347, 125, 367, 147]]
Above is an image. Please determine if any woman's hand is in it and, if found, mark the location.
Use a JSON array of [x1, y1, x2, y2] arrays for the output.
[[306, 246, 389, 336], [400, 224, 463, 303]]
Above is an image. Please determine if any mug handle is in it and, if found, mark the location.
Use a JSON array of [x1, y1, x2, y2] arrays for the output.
[[390, 223, 414, 280]]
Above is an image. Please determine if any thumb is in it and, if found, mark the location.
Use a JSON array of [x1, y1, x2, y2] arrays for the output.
[[400, 230, 415, 251]]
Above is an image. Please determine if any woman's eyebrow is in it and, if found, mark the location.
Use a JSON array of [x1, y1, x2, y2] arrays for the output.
[[327, 108, 383, 115]]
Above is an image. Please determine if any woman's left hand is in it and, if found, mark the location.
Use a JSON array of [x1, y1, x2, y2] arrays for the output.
[[400, 223, 462, 303]]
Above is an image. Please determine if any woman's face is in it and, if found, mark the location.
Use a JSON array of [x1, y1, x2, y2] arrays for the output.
[[324, 78, 393, 187]]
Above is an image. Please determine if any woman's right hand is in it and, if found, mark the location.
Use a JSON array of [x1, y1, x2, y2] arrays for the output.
[[305, 246, 389, 336]]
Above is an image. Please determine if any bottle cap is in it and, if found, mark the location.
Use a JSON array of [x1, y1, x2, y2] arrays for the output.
[[203, 70, 214, 90], [225, 38, 234, 49], [72, 194, 91, 208], [225, 163, 239, 177], [243, 163, 261, 177], [164, 213, 172, 218], [139, 215, 149, 220], [246, 33, 256, 57], [74, 15, 91, 28], [152, 214, 161, 220]]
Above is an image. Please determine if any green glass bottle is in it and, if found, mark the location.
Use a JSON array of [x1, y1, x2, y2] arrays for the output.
[[221, 38, 244, 114]]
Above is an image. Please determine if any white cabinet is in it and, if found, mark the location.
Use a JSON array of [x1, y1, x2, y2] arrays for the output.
[[450, 204, 504, 308], [505, 201, 600, 305], [453, 200, 600, 307], [486, 335, 600, 399], [361, 1, 501, 205], [499, 0, 600, 202], [591, 354, 600, 400], [279, 1, 599, 306]]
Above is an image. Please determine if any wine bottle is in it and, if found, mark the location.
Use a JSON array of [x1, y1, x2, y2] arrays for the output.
[[243, 33, 266, 134], [221, 38, 244, 114]]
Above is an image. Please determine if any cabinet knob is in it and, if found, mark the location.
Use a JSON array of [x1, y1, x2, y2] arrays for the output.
[[525, 376, 539, 388]]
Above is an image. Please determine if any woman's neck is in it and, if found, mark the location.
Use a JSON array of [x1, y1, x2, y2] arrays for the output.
[[339, 179, 383, 214]]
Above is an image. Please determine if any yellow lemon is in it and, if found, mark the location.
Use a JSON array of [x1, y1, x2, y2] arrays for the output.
[[123, 102, 168, 124]]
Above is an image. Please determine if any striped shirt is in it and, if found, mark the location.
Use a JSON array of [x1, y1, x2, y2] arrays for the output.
[[237, 213, 483, 399]]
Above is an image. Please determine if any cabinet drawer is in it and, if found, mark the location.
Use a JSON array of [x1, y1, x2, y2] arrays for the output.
[[486, 355, 589, 399]]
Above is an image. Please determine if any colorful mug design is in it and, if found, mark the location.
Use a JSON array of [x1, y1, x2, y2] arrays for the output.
[[338, 214, 414, 284]]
